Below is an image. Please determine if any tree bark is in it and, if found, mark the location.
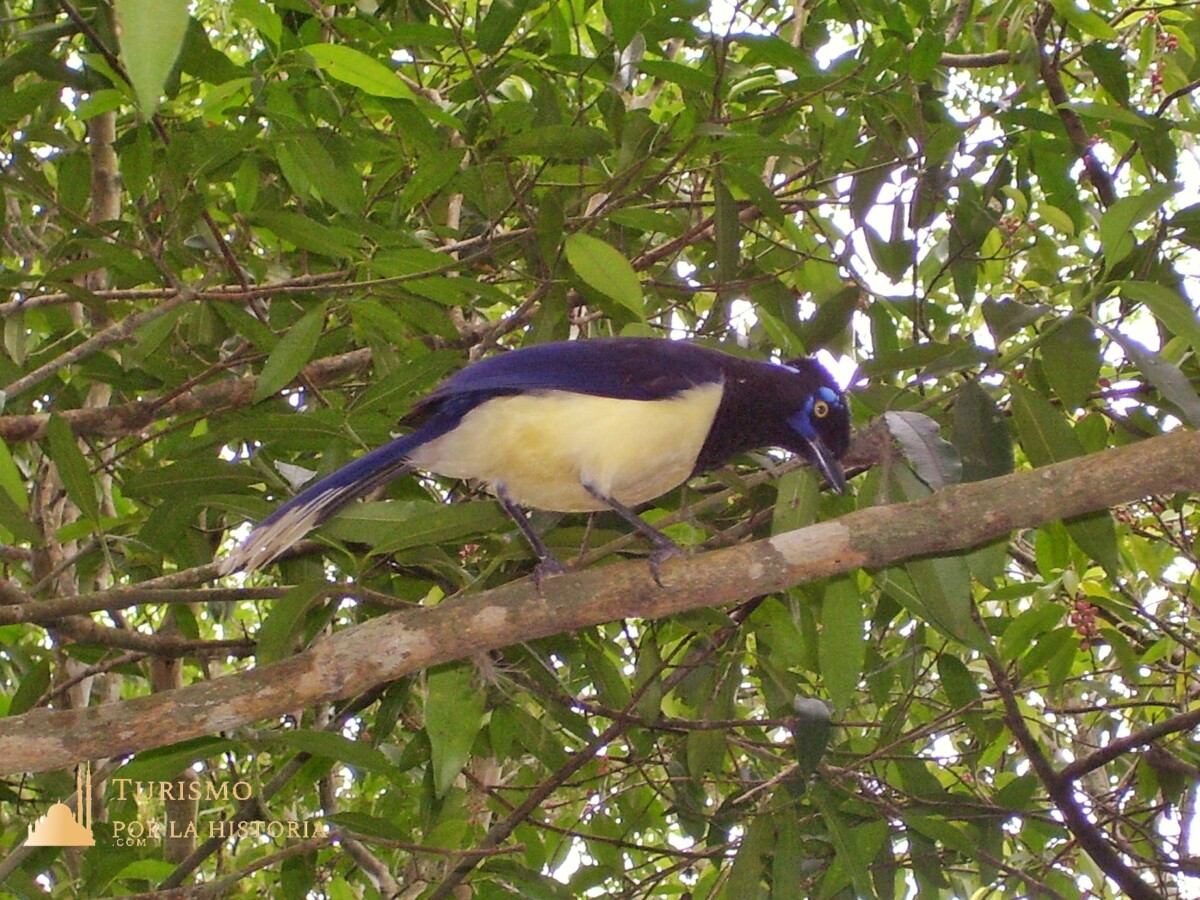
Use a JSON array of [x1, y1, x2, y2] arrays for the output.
[[0, 429, 1195, 775]]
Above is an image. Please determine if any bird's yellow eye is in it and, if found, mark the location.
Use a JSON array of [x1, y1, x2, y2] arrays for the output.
[[813, 400, 830, 418]]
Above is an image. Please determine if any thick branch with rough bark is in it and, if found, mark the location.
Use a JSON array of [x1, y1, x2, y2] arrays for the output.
[[0, 429, 1194, 775]]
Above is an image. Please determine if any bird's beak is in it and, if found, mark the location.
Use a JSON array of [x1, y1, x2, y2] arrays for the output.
[[802, 436, 847, 494]]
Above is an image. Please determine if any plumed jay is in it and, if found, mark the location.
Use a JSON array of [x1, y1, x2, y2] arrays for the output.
[[221, 337, 852, 574]]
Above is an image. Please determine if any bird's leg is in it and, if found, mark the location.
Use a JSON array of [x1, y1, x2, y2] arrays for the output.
[[495, 483, 566, 585], [582, 483, 684, 585]]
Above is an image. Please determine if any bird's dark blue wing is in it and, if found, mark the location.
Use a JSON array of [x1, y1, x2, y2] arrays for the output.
[[411, 338, 730, 416]]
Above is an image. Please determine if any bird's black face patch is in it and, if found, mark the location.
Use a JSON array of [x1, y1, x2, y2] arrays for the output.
[[781, 366, 851, 492]]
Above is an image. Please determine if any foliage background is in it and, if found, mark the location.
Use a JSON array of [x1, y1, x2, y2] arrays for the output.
[[0, 0, 1198, 896]]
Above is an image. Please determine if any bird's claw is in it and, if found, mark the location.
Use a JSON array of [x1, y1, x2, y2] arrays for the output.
[[647, 543, 687, 587]]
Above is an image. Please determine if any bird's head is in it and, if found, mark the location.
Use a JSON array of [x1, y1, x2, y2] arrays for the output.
[[779, 359, 851, 493]]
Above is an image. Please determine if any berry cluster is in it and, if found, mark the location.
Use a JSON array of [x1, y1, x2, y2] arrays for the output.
[[1070, 598, 1100, 648], [1156, 28, 1180, 53], [1151, 66, 1165, 95], [1150, 16, 1179, 96]]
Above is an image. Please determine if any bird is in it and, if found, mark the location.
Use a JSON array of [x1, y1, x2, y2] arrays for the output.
[[220, 337, 851, 576]]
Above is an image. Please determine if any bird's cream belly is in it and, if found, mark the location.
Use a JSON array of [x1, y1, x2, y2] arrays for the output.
[[406, 384, 724, 512]]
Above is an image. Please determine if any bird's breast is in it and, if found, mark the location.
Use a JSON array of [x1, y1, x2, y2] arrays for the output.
[[406, 383, 725, 511]]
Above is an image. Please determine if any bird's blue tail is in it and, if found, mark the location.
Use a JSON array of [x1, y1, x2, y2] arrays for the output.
[[220, 419, 454, 574]]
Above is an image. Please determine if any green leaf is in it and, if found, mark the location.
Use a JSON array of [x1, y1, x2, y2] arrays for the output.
[[123, 460, 261, 498], [252, 211, 364, 257], [999, 604, 1064, 662], [820, 576, 863, 715], [791, 696, 833, 780], [280, 857, 314, 899], [881, 465, 986, 647], [864, 224, 912, 282], [685, 729, 725, 779], [257, 581, 327, 665], [500, 125, 612, 159], [796, 287, 858, 352], [425, 663, 486, 797], [0, 486, 40, 545], [302, 44, 414, 99], [476, 0, 530, 53], [936, 654, 980, 709], [1010, 383, 1083, 468], [632, 633, 664, 722], [112, 737, 239, 783], [253, 303, 327, 403], [1117, 280, 1200, 352], [278, 133, 363, 215], [813, 783, 878, 899], [725, 814, 773, 898], [113, 860, 177, 883], [366, 248, 454, 278], [1050, 0, 1118, 38], [232, 0, 283, 48], [713, 175, 739, 287], [953, 381, 1014, 482], [1066, 101, 1152, 129], [270, 730, 396, 773], [1024, 626, 1076, 678], [607, 208, 677, 233], [324, 499, 510, 555], [46, 414, 100, 522], [397, 150, 466, 213], [583, 633, 633, 710], [993, 774, 1040, 812], [1011, 385, 1120, 572], [882, 411, 962, 489], [771, 467, 820, 535], [1081, 43, 1130, 106], [115, 0, 190, 113], [0, 440, 28, 513], [1102, 326, 1200, 429], [604, 0, 652, 47], [564, 233, 644, 316], [326, 812, 407, 840], [772, 813, 807, 897], [982, 297, 1050, 342], [9, 658, 50, 716], [637, 59, 714, 94], [905, 553, 980, 649], [1098, 183, 1176, 268], [1041, 316, 1100, 410], [349, 351, 459, 419]]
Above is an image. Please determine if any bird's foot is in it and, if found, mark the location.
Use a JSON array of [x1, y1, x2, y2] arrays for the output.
[[647, 543, 687, 587]]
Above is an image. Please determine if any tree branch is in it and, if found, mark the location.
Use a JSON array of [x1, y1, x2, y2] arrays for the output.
[[3, 290, 198, 401], [0, 348, 372, 443], [49, 617, 255, 658], [987, 653, 1164, 899], [1058, 707, 1200, 784], [1032, 6, 1116, 207], [0, 430, 1196, 775]]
